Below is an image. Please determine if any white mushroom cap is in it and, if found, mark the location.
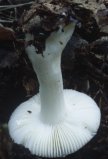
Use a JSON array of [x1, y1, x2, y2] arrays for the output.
[[8, 89, 101, 158]]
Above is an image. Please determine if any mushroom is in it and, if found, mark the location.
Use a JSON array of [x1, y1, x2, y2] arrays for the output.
[[8, 1, 101, 158], [8, 0, 101, 158]]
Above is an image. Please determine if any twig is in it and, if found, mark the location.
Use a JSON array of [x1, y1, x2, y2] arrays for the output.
[[0, 2, 33, 11], [7, 0, 17, 20], [0, 19, 13, 23]]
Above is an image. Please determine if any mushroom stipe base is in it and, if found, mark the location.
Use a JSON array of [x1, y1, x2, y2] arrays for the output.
[[8, 89, 100, 158]]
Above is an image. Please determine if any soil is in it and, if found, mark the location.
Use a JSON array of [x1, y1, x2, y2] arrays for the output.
[[0, 0, 108, 159]]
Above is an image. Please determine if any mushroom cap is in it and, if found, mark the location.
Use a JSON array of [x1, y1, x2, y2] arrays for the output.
[[8, 89, 101, 158]]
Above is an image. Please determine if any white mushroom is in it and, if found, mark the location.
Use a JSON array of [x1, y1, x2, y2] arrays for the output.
[[8, 23, 101, 158]]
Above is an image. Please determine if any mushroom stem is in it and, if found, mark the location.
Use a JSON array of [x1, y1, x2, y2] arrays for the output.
[[8, 22, 101, 158], [25, 23, 75, 124]]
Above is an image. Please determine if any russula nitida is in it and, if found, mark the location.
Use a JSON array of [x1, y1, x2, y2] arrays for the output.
[[8, 1, 101, 158]]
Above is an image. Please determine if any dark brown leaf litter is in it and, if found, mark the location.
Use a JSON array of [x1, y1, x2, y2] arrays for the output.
[[19, 0, 108, 53], [74, 36, 108, 81], [95, 8, 108, 34], [20, 0, 79, 53], [0, 25, 15, 41], [21, 0, 107, 31]]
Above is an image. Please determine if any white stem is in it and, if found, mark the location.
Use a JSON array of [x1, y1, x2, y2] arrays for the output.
[[25, 23, 75, 124]]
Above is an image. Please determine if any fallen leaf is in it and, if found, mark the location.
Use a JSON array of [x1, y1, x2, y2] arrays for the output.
[[0, 24, 15, 40]]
